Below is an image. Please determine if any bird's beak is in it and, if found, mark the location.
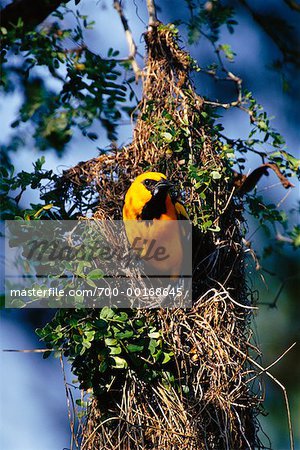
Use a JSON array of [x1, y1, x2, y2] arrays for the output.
[[153, 179, 173, 197]]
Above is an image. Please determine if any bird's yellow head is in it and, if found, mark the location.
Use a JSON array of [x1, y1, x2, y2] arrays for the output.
[[123, 172, 174, 220]]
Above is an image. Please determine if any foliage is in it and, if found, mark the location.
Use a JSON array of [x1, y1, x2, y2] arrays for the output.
[[2, 0, 300, 369], [1, 1, 300, 447], [36, 308, 175, 396], [0, 5, 135, 160]]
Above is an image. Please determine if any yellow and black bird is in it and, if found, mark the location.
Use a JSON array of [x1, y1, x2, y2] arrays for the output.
[[122, 172, 188, 277]]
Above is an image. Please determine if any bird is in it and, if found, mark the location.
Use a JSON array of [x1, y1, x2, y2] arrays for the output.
[[122, 172, 189, 278]]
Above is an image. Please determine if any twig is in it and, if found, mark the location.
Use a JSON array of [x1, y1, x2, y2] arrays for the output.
[[222, 338, 295, 450], [199, 29, 243, 109], [233, 162, 294, 195], [247, 342, 297, 383], [251, 358, 294, 450], [284, 0, 300, 11], [259, 275, 299, 308], [200, 28, 288, 132], [276, 233, 294, 244], [203, 99, 241, 109], [60, 354, 77, 450], [240, 0, 300, 65], [2, 348, 56, 352], [277, 187, 292, 208], [113, 0, 141, 81]]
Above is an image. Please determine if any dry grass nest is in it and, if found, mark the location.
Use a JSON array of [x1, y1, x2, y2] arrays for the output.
[[48, 24, 267, 449]]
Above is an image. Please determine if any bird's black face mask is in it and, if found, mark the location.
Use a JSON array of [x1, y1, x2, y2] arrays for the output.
[[141, 178, 178, 220], [154, 180, 179, 204], [153, 179, 173, 197]]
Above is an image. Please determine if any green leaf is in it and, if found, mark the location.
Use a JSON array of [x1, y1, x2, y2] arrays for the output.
[[161, 132, 173, 142], [208, 225, 221, 232], [294, 235, 300, 247], [43, 350, 52, 359], [82, 340, 91, 349], [149, 338, 159, 355], [105, 338, 118, 346], [73, 334, 82, 344], [258, 121, 268, 131], [86, 278, 97, 288], [84, 331, 95, 341], [115, 330, 134, 340], [202, 220, 213, 230], [218, 44, 236, 61], [109, 345, 122, 355], [111, 356, 128, 369], [114, 311, 128, 322], [100, 307, 115, 319], [99, 361, 108, 373], [10, 298, 26, 307], [210, 171, 222, 180], [148, 331, 160, 339], [282, 151, 300, 170], [87, 269, 103, 279], [127, 343, 144, 353], [162, 352, 172, 364], [87, 132, 98, 140]]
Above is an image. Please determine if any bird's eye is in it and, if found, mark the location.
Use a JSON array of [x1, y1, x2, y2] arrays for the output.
[[144, 179, 151, 186]]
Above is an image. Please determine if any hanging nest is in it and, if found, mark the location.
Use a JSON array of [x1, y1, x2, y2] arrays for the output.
[[47, 23, 265, 449]]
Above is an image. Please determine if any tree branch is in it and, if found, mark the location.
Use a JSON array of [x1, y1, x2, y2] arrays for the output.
[[239, 0, 300, 66], [284, 0, 300, 12], [233, 162, 295, 195], [199, 30, 244, 110], [113, 0, 141, 81], [146, 0, 158, 27], [0, 0, 70, 31]]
